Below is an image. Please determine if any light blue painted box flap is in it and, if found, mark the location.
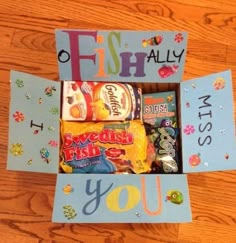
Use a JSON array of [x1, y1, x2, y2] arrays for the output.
[[55, 30, 188, 83], [52, 174, 191, 223], [7, 71, 61, 173], [180, 70, 236, 173]]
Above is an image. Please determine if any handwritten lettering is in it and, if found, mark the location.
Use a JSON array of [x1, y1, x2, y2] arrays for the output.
[[198, 95, 213, 146], [80, 176, 163, 216], [58, 31, 185, 80], [147, 49, 185, 64], [83, 179, 113, 215], [106, 185, 141, 212]]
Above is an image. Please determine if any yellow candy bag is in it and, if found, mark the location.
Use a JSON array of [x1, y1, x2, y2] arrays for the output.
[[60, 120, 149, 174]]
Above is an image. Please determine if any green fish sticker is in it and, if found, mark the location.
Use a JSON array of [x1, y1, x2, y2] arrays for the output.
[[166, 190, 183, 205]]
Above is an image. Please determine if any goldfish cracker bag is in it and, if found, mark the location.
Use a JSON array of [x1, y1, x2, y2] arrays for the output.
[[62, 81, 142, 121], [60, 120, 149, 174]]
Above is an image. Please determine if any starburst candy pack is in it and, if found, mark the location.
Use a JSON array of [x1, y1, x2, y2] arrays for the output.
[[7, 30, 236, 223]]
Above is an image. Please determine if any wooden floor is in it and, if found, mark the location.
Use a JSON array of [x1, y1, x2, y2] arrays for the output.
[[0, 0, 236, 242]]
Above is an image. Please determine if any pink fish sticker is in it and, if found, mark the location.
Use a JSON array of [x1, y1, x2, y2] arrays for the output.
[[158, 65, 178, 79]]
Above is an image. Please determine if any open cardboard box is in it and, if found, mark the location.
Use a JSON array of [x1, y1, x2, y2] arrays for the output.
[[7, 30, 236, 223]]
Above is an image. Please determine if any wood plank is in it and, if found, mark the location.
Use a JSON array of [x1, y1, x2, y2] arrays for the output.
[[0, 27, 15, 48], [178, 221, 236, 242], [0, 46, 58, 80], [12, 30, 55, 53]]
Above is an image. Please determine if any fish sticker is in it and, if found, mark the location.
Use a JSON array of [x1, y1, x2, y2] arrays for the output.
[[189, 153, 201, 167], [158, 65, 178, 79], [142, 35, 163, 47], [40, 148, 50, 163], [166, 190, 184, 204], [63, 184, 73, 195]]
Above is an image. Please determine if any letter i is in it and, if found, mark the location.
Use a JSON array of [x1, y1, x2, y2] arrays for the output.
[[94, 35, 109, 78], [30, 120, 43, 130]]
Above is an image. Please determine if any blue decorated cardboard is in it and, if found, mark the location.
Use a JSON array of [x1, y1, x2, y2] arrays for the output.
[[52, 174, 191, 223], [7, 71, 61, 173], [180, 70, 236, 172], [6, 30, 236, 224], [55, 30, 188, 83]]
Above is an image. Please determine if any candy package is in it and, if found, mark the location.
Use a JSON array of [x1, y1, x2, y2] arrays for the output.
[[145, 123, 180, 174], [62, 81, 142, 121], [142, 91, 178, 127], [60, 120, 149, 174]]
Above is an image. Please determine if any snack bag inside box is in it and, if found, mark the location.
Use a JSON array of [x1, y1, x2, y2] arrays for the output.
[[142, 91, 177, 127], [62, 81, 142, 121], [60, 120, 149, 174]]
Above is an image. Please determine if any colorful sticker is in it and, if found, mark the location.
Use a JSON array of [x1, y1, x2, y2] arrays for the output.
[[10, 143, 24, 156], [213, 78, 225, 90], [13, 111, 25, 122], [45, 86, 56, 96], [183, 125, 195, 135], [158, 65, 178, 79], [166, 190, 183, 204], [189, 153, 201, 167], [40, 148, 50, 163], [33, 130, 39, 135], [142, 35, 163, 47], [48, 140, 58, 147], [186, 102, 190, 108], [27, 159, 33, 165], [63, 184, 73, 195], [63, 205, 77, 220], [174, 33, 184, 43], [166, 95, 173, 102], [15, 79, 24, 88]]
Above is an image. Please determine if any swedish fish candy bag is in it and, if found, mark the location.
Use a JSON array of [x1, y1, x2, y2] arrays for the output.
[[60, 120, 149, 174]]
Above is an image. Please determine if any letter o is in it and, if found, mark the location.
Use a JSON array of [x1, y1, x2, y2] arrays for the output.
[[58, 49, 70, 63], [106, 185, 141, 212]]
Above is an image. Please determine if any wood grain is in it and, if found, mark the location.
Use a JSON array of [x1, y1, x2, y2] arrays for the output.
[[0, 0, 236, 242]]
